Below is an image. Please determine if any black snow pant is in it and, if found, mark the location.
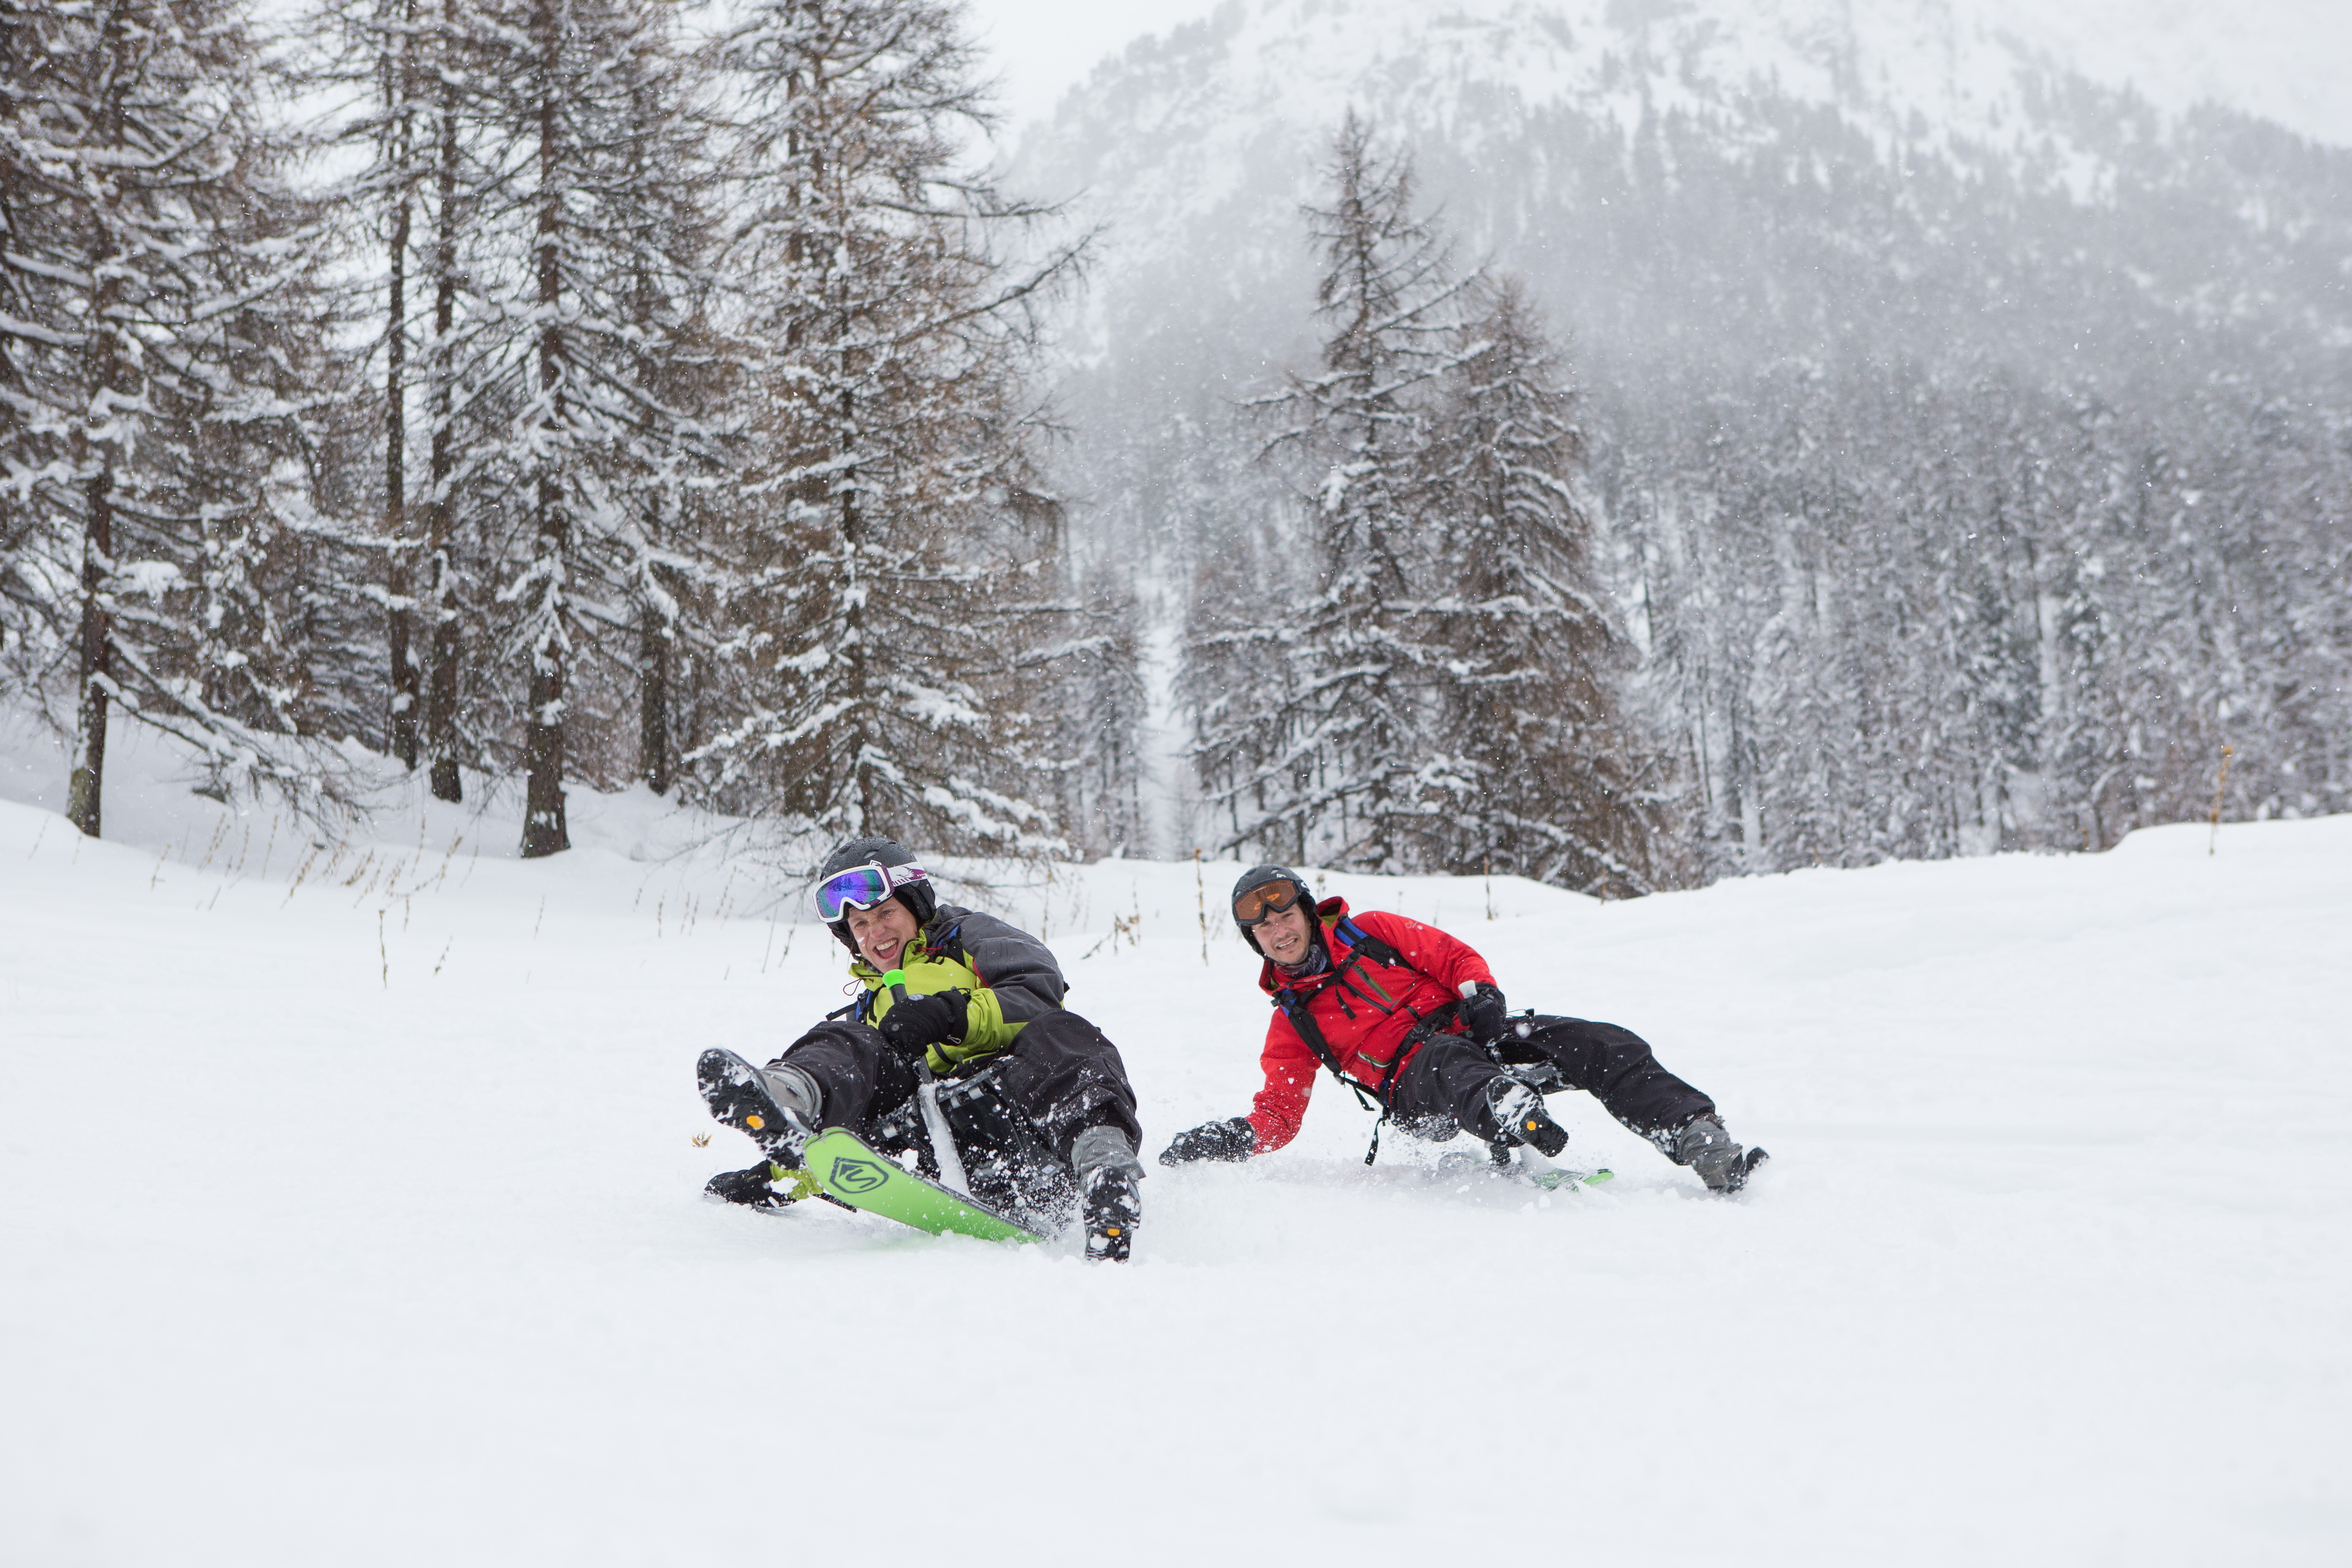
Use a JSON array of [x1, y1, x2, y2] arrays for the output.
[[769, 1009, 1142, 1176], [1386, 1017, 1715, 1151]]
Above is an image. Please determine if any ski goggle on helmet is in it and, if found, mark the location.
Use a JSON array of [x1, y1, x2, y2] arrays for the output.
[[1232, 875, 1308, 926], [815, 858, 931, 923]]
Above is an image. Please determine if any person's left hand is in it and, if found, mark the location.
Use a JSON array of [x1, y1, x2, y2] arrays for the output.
[[878, 988, 968, 1054], [1459, 982, 1509, 1047]]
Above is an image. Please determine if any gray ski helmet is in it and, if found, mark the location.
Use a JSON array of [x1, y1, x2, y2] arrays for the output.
[[1231, 863, 1315, 956], [817, 835, 937, 954]]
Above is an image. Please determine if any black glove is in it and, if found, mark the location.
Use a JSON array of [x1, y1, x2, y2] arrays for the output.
[[877, 988, 967, 1055], [703, 1163, 797, 1211], [1459, 982, 1509, 1047], [1158, 1117, 1257, 1166]]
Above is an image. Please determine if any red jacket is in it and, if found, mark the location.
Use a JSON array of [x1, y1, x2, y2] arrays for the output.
[[1244, 898, 1496, 1152]]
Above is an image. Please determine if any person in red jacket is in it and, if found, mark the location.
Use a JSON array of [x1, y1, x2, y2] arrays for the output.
[[1157, 865, 1766, 1191]]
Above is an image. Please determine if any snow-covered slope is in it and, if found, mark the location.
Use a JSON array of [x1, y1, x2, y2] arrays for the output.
[[2, 728, 2346, 1563]]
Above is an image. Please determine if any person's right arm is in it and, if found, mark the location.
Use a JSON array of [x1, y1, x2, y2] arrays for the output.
[[1159, 1013, 1318, 1164]]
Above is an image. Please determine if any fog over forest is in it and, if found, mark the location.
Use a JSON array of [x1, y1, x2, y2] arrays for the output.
[[4, 0, 2345, 891], [1009, 0, 2352, 884]]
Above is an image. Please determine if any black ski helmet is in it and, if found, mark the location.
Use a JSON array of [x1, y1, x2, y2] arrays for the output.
[[816, 835, 937, 955], [1230, 863, 1316, 956]]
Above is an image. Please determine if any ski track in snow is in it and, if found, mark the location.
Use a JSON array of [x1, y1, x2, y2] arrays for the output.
[[2, 730, 2347, 1563]]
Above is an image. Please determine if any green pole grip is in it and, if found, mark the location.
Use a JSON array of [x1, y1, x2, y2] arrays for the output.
[[880, 966, 923, 1077]]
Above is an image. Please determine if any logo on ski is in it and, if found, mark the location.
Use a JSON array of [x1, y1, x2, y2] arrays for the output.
[[829, 1157, 889, 1194]]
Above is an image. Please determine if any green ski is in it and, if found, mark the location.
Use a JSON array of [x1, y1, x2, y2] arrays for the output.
[[1526, 1166, 1614, 1191], [802, 1127, 1049, 1244]]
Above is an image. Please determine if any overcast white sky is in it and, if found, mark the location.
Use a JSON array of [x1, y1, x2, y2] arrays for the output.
[[958, 0, 1229, 138], [952, 0, 2352, 150]]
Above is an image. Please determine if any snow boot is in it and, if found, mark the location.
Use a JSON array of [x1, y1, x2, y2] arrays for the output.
[[1668, 1114, 1767, 1193], [1485, 1074, 1570, 1158], [1071, 1124, 1144, 1264], [703, 1161, 799, 1212], [697, 1049, 818, 1168]]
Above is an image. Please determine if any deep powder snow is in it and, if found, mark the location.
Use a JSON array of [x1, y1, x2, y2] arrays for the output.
[[1, 728, 2345, 1564]]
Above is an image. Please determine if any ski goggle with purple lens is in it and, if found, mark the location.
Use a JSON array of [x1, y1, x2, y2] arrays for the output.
[[814, 859, 929, 923], [1232, 877, 1307, 926]]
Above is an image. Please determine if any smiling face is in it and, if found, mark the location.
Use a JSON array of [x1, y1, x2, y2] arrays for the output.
[[1253, 900, 1315, 968], [846, 897, 921, 970]]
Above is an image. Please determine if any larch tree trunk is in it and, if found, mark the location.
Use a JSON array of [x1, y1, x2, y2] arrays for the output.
[[422, 2, 463, 803], [519, 10, 568, 857], [385, 170, 417, 767]]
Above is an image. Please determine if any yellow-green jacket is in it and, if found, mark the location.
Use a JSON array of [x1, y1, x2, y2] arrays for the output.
[[849, 903, 1067, 1074]]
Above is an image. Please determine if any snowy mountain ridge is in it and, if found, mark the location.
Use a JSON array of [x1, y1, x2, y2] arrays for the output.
[[1045, 0, 2090, 155], [1016, 0, 2324, 304], [1030, 0, 2351, 157]]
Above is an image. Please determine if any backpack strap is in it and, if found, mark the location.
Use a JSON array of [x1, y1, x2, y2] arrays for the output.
[[1273, 912, 1478, 1162], [1271, 988, 1381, 1112], [1331, 914, 1405, 972], [1327, 913, 1460, 1042], [1271, 987, 1410, 1166], [1270, 912, 1448, 1099]]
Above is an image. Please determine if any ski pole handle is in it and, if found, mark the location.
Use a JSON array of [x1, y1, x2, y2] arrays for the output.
[[881, 968, 970, 1193], [879, 967, 925, 1067]]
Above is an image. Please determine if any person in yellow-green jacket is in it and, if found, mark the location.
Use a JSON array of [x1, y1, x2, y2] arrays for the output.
[[696, 836, 1146, 1260]]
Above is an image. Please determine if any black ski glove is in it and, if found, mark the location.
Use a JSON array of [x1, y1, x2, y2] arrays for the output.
[[1459, 982, 1509, 1047], [703, 1162, 798, 1211], [1158, 1117, 1257, 1166], [878, 988, 968, 1055]]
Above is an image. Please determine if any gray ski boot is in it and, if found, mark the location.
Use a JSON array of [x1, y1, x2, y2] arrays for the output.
[[1071, 1125, 1145, 1263], [1667, 1114, 1767, 1193]]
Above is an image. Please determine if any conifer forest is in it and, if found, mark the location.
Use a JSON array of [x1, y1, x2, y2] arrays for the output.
[[5, 0, 2347, 891]]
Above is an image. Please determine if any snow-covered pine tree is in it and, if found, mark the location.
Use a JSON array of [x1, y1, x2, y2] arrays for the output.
[[699, 0, 1083, 854], [1038, 557, 1150, 857], [609, 43, 731, 800], [1419, 276, 1659, 894], [306, 0, 433, 769], [412, 0, 501, 804], [0, 0, 69, 687], [456, 0, 722, 854], [1, 0, 353, 837], [1205, 111, 1475, 871], [296, 0, 505, 803]]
